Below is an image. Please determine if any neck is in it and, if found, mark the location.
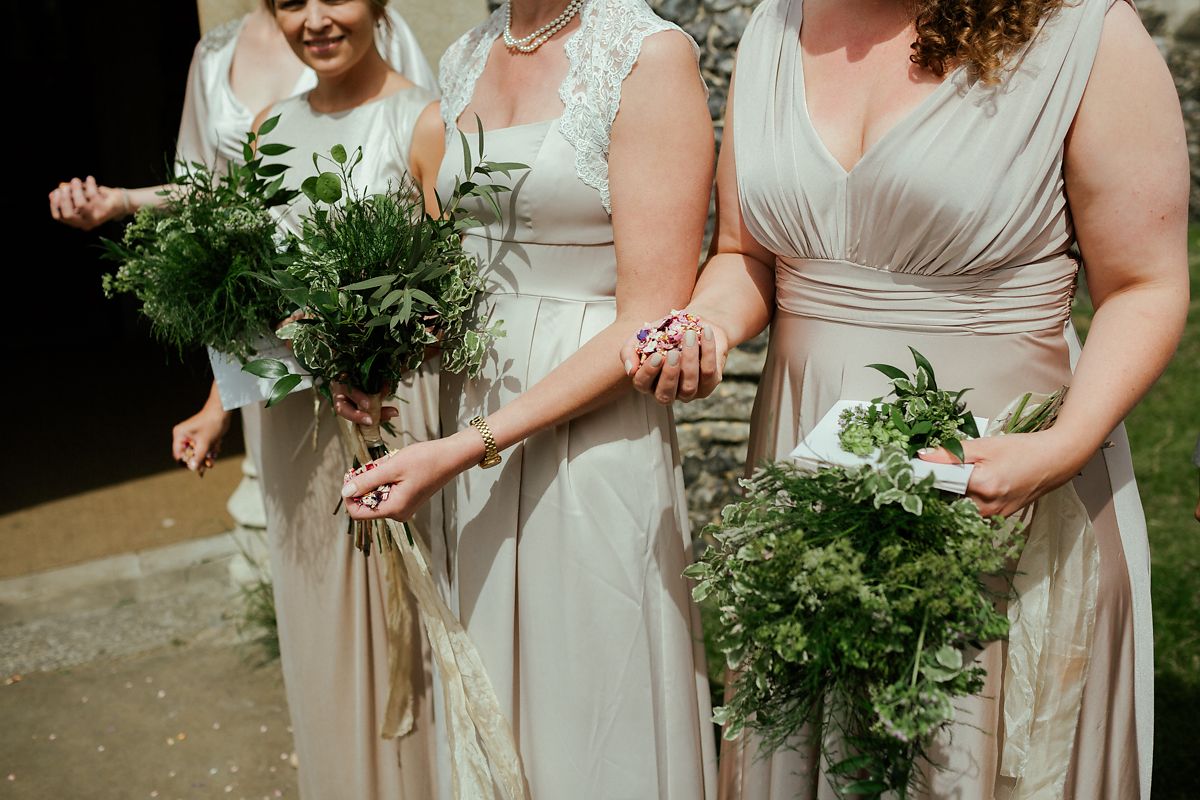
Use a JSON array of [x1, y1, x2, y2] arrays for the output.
[[309, 47, 392, 112], [508, 0, 574, 34]]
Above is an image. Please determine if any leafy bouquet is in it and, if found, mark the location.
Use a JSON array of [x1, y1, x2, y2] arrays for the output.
[[248, 127, 524, 553], [101, 115, 300, 362], [688, 352, 1066, 798]]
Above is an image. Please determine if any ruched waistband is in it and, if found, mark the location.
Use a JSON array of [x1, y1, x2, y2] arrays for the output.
[[775, 256, 1078, 335]]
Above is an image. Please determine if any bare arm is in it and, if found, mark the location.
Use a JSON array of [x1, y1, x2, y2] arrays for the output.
[[921, 2, 1189, 516], [344, 31, 715, 516], [623, 78, 777, 402], [409, 101, 448, 217]]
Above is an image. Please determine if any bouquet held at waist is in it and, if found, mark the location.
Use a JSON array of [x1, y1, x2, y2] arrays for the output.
[[686, 347, 1068, 799], [246, 121, 525, 555], [100, 114, 305, 465]]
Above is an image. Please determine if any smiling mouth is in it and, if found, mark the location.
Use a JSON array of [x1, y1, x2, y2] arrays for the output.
[[304, 35, 345, 52]]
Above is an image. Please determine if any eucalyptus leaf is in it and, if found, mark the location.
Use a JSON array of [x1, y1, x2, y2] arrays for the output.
[[330, 143, 348, 164]]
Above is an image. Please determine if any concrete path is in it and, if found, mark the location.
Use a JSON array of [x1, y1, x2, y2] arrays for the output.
[[0, 532, 299, 800]]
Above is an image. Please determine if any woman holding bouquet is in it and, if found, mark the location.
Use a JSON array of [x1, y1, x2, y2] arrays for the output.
[[628, 0, 1188, 797], [340, 0, 719, 795], [173, 1, 445, 797]]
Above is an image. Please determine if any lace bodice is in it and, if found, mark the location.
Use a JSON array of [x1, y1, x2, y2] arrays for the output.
[[438, 0, 699, 214]]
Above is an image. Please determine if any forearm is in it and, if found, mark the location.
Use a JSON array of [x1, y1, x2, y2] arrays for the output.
[[439, 315, 658, 468], [687, 251, 776, 347], [1053, 280, 1186, 462], [125, 185, 171, 214]]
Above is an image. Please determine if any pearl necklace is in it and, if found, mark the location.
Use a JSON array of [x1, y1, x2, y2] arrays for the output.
[[503, 0, 585, 54]]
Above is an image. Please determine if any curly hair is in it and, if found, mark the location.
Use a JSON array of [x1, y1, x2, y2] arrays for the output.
[[910, 0, 1066, 84]]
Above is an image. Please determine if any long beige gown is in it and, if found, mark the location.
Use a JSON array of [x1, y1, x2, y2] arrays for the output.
[[717, 0, 1152, 798], [253, 87, 440, 799], [431, 1, 719, 797]]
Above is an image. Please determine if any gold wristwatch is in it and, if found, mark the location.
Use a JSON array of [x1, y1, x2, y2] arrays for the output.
[[469, 416, 502, 469]]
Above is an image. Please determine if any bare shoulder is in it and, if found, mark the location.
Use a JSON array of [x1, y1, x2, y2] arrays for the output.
[[632, 27, 699, 78], [1093, 1, 1162, 72], [412, 100, 445, 145]]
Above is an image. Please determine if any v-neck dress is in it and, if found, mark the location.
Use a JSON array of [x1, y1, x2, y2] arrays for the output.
[[718, 0, 1150, 798]]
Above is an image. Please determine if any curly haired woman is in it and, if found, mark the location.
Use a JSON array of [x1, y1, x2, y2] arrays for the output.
[[626, 0, 1188, 797]]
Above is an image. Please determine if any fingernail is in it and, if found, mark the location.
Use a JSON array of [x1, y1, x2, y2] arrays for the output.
[[649, 353, 664, 367], [362, 416, 373, 426], [624, 359, 633, 375], [667, 350, 680, 366], [684, 330, 697, 348], [341, 482, 358, 497], [917, 448, 935, 456], [703, 325, 714, 341]]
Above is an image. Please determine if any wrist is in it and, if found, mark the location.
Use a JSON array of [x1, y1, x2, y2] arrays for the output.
[[446, 427, 488, 472]]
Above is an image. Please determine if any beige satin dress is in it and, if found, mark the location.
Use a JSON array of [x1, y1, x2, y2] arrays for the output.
[[429, 2, 719, 797], [252, 87, 440, 799], [718, 0, 1151, 798]]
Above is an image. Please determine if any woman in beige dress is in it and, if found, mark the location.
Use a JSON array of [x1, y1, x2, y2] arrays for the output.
[[339, 0, 719, 796], [630, 0, 1188, 797], [188, 1, 444, 796]]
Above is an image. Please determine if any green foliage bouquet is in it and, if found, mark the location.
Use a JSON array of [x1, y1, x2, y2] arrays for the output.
[[690, 353, 1067, 798], [688, 451, 1024, 797], [101, 116, 300, 362], [247, 127, 524, 554]]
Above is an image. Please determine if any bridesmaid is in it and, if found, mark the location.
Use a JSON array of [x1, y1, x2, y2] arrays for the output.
[[340, 0, 719, 796], [242, 1, 445, 797], [631, 0, 1188, 797], [47, 0, 433, 232]]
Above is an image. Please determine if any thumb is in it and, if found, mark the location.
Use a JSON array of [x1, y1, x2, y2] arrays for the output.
[[917, 438, 982, 466], [341, 455, 394, 498]]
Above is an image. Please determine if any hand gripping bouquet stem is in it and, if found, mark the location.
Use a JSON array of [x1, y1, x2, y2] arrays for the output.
[[687, 350, 1078, 799], [101, 115, 303, 411], [245, 123, 535, 800], [246, 122, 526, 555]]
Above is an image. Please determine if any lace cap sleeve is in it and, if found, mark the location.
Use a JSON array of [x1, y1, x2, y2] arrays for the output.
[[439, 10, 504, 146], [559, 0, 702, 214]]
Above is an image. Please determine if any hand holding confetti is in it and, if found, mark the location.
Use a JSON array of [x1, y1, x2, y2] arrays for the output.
[[635, 309, 704, 363]]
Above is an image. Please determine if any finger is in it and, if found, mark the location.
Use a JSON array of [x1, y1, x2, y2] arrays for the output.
[[58, 184, 78, 217], [632, 352, 665, 395], [84, 175, 100, 200], [677, 329, 701, 401], [348, 387, 377, 425], [333, 394, 372, 426], [698, 325, 719, 385], [619, 339, 639, 376], [380, 405, 399, 422], [654, 349, 683, 405], [917, 439, 982, 465], [172, 429, 191, 461], [49, 190, 62, 220], [70, 177, 86, 210], [341, 454, 397, 499]]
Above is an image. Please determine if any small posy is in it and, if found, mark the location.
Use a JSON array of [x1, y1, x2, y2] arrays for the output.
[[635, 309, 703, 363], [343, 458, 393, 509]]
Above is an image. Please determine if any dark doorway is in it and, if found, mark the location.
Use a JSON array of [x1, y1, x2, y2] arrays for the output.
[[3, 0, 245, 515]]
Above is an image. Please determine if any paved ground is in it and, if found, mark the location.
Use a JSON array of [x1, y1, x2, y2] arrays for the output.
[[0, 534, 299, 800]]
